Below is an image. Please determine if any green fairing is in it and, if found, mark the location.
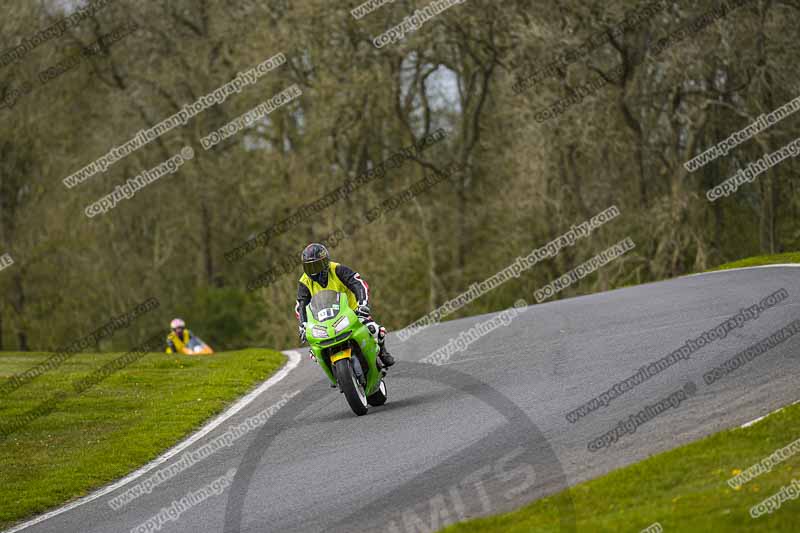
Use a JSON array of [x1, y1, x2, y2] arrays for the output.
[[305, 291, 382, 396]]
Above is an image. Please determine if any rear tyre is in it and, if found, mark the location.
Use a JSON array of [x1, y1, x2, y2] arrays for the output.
[[334, 358, 369, 416], [367, 379, 387, 406]]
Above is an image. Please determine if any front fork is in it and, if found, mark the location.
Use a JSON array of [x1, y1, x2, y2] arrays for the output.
[[351, 354, 366, 386]]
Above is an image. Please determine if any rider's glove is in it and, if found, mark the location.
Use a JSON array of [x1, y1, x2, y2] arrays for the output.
[[355, 304, 371, 321], [299, 323, 308, 344]]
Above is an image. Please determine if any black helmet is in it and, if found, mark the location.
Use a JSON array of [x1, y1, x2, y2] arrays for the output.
[[302, 243, 330, 279]]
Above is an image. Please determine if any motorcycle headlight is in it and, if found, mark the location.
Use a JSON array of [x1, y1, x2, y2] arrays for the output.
[[311, 325, 329, 339], [333, 315, 350, 333]]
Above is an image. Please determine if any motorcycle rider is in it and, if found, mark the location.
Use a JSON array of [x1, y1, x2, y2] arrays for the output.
[[295, 243, 395, 367], [165, 318, 193, 354]]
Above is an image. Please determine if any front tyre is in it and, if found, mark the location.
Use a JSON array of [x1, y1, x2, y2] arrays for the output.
[[334, 358, 369, 416], [367, 379, 387, 406]]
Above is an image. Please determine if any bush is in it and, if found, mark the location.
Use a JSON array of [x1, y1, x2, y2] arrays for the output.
[[179, 287, 266, 350]]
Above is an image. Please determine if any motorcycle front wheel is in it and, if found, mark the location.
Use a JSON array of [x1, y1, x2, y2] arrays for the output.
[[334, 358, 369, 416]]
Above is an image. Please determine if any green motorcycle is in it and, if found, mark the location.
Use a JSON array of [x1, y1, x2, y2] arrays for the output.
[[304, 290, 388, 416]]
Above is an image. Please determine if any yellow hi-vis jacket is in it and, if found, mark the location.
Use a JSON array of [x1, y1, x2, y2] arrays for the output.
[[299, 261, 359, 312]]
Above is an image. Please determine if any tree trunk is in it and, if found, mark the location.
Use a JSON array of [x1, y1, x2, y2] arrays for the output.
[[201, 202, 216, 286], [17, 330, 28, 351], [759, 176, 775, 254], [13, 270, 27, 350]]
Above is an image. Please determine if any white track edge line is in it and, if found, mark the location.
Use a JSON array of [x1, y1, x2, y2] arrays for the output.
[[739, 399, 800, 429], [684, 263, 800, 278], [2, 349, 303, 533]]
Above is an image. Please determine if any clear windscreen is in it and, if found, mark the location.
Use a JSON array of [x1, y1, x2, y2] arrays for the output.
[[186, 337, 205, 350], [308, 290, 343, 323]]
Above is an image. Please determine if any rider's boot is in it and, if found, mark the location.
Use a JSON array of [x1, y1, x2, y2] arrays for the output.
[[365, 322, 395, 367], [378, 343, 395, 367], [373, 323, 395, 367]]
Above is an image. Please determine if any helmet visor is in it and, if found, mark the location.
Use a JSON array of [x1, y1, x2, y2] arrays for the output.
[[303, 257, 328, 277]]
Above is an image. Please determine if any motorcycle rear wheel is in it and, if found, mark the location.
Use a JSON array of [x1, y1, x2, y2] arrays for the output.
[[367, 379, 387, 406]]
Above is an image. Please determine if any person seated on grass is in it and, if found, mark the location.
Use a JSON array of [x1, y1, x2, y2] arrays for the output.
[[165, 318, 194, 354]]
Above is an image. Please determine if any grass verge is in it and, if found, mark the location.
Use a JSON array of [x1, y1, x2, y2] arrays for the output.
[[0, 347, 285, 530], [709, 252, 800, 271]]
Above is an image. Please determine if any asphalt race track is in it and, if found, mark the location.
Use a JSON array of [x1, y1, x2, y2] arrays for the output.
[[7, 266, 800, 533]]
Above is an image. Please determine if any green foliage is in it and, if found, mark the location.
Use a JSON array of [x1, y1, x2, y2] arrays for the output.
[[179, 287, 266, 350], [0, 0, 798, 352]]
